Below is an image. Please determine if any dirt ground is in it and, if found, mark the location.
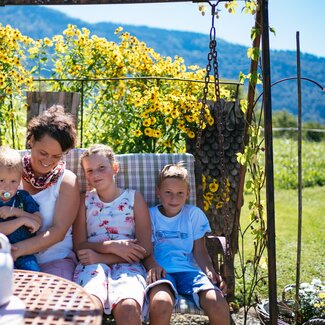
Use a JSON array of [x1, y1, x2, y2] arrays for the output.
[[102, 308, 262, 324]]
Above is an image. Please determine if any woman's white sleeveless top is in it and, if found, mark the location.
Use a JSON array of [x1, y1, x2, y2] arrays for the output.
[[32, 170, 73, 264]]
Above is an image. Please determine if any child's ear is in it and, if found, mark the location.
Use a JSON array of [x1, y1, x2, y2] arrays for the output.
[[186, 186, 190, 199], [113, 162, 119, 174]]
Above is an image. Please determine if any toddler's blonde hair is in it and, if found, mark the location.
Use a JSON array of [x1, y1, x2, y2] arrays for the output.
[[0, 146, 23, 174]]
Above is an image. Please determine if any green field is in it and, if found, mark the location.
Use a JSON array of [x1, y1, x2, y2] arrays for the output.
[[238, 186, 325, 298], [236, 138, 325, 302], [273, 138, 325, 188]]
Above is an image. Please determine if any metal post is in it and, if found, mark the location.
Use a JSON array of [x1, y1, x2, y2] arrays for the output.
[[295, 30, 303, 323], [261, 0, 278, 324], [80, 80, 84, 147]]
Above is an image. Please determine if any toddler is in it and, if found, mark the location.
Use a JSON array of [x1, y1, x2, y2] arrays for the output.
[[0, 146, 41, 271]]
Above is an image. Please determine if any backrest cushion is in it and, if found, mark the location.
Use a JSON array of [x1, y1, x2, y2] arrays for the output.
[[19, 149, 196, 207]]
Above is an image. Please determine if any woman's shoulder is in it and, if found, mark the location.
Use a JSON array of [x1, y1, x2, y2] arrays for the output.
[[60, 168, 79, 191], [61, 168, 78, 183], [63, 167, 77, 177]]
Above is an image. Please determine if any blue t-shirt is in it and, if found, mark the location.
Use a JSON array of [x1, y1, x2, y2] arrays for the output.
[[149, 204, 211, 273]]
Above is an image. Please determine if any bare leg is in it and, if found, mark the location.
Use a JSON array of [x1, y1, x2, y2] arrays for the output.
[[112, 298, 142, 325], [149, 283, 174, 325], [199, 289, 230, 325], [91, 294, 104, 314]]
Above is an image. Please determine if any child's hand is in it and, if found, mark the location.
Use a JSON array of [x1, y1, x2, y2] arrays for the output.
[[111, 239, 147, 263], [218, 275, 228, 296], [77, 249, 101, 265], [207, 270, 227, 296], [146, 265, 166, 284], [23, 217, 41, 233], [0, 206, 14, 219]]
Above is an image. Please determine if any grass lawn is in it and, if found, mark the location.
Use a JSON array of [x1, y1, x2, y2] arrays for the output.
[[237, 185, 325, 300]]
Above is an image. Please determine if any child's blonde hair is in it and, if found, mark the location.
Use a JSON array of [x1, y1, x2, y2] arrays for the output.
[[0, 146, 23, 174], [157, 162, 189, 188], [80, 144, 116, 167]]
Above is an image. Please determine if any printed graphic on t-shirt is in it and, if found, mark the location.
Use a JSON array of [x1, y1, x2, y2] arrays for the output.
[[155, 230, 188, 241]]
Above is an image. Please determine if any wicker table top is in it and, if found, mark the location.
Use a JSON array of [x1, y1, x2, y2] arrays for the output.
[[13, 270, 102, 325]]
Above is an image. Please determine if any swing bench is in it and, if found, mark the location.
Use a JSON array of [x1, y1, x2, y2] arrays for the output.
[[20, 1, 244, 318], [64, 144, 241, 316], [17, 149, 210, 315]]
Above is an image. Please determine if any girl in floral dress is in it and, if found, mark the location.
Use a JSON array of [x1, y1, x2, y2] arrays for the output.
[[73, 144, 153, 325]]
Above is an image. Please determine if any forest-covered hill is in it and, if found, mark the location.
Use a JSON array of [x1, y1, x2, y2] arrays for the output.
[[1, 6, 325, 122]]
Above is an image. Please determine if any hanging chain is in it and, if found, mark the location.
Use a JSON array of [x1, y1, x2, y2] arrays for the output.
[[196, 1, 222, 153], [215, 59, 232, 260], [196, 1, 232, 259], [196, 2, 220, 153], [210, 5, 232, 261]]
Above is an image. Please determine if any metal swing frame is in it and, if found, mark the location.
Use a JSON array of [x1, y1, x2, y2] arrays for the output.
[[1, 0, 278, 323]]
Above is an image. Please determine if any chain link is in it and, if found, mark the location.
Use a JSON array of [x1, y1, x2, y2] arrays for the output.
[[196, 2, 232, 259]]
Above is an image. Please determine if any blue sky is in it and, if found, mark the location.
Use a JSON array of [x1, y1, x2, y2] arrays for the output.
[[52, 0, 325, 58]]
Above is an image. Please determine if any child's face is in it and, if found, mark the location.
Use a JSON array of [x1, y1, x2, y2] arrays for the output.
[[82, 154, 118, 192], [157, 178, 189, 217], [0, 167, 21, 202]]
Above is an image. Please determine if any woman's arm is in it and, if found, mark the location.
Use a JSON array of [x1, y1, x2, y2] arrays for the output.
[[12, 170, 80, 259], [72, 193, 88, 251]]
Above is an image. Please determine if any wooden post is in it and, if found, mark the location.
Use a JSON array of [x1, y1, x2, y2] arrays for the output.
[[26, 91, 80, 128]]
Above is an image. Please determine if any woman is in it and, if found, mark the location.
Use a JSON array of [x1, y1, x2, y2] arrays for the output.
[[12, 105, 80, 280]]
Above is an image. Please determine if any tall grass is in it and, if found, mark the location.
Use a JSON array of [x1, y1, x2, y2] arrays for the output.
[[273, 138, 325, 188], [235, 138, 325, 302]]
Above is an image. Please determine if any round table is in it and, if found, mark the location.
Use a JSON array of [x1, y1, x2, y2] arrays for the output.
[[13, 270, 102, 325]]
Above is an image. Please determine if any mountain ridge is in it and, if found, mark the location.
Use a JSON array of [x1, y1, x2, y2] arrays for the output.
[[1, 6, 324, 122]]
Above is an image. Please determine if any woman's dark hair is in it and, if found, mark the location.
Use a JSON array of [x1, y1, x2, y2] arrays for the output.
[[26, 105, 77, 152]]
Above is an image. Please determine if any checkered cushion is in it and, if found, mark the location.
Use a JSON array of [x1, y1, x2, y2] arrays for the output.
[[115, 153, 196, 207], [174, 296, 205, 315]]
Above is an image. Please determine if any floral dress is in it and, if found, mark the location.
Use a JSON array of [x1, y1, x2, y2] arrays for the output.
[[73, 189, 147, 315]]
